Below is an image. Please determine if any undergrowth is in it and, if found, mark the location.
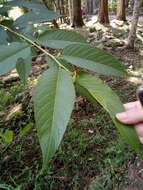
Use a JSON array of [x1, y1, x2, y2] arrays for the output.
[[0, 78, 136, 190]]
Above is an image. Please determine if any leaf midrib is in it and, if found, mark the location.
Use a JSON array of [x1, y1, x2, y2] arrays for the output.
[[45, 67, 60, 163]]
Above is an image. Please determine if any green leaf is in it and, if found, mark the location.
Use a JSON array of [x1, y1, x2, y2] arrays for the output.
[[57, 58, 73, 71], [62, 44, 126, 77], [76, 73, 141, 152], [0, 27, 9, 44], [33, 62, 75, 170], [14, 10, 59, 28], [7, 0, 47, 11], [0, 42, 31, 76], [45, 56, 73, 71], [0, 20, 20, 42], [19, 24, 35, 39], [16, 57, 31, 84], [38, 29, 87, 49], [2, 130, 13, 143], [20, 122, 33, 137], [8, 0, 60, 28]]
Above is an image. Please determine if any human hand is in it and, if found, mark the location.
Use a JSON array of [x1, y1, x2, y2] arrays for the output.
[[116, 101, 143, 144]]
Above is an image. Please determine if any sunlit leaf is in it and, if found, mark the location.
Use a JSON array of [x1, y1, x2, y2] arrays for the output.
[[2, 130, 13, 143], [20, 122, 33, 137]]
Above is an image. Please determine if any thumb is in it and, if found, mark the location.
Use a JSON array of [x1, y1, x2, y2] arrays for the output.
[[116, 108, 143, 124]]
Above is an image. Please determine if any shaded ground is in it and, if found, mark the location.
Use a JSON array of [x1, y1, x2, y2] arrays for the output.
[[86, 15, 143, 24], [0, 77, 138, 190]]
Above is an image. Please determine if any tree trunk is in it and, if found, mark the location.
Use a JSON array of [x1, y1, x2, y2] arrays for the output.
[[117, 0, 126, 21], [98, 0, 109, 24], [60, 0, 65, 15], [87, 0, 93, 14], [93, 0, 100, 14], [130, 0, 135, 12], [68, 0, 73, 24], [72, 0, 84, 27], [126, 0, 142, 49]]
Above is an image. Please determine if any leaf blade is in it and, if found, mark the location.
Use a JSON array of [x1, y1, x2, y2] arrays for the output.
[[38, 29, 87, 49], [2, 130, 13, 143], [76, 73, 141, 152], [7, 0, 48, 11], [62, 44, 127, 77], [14, 10, 59, 28], [16, 57, 32, 84], [0, 27, 9, 44], [0, 42, 31, 76], [33, 63, 75, 170]]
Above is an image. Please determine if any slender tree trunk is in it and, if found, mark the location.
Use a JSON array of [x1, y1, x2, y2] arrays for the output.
[[56, 0, 60, 12], [68, 0, 73, 24], [98, 0, 109, 24], [60, 0, 65, 15], [117, 0, 126, 21], [72, 0, 84, 27], [87, 0, 94, 14], [93, 0, 100, 14], [126, 0, 142, 49], [130, 0, 135, 12]]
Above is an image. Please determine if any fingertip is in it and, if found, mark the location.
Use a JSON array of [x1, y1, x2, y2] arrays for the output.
[[139, 137, 143, 144], [116, 112, 128, 123]]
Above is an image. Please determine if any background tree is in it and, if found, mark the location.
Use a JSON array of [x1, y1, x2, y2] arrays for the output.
[[86, 0, 100, 14], [98, 0, 109, 24], [117, 0, 126, 21], [126, 0, 142, 49], [68, 0, 73, 24], [72, 0, 84, 27], [87, 0, 93, 14]]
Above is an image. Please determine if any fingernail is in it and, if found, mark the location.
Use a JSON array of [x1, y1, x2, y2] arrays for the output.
[[116, 112, 128, 122]]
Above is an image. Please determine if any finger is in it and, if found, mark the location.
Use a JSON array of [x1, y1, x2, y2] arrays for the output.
[[139, 137, 143, 144], [116, 106, 143, 124], [135, 123, 143, 137], [135, 123, 143, 144], [123, 101, 140, 111]]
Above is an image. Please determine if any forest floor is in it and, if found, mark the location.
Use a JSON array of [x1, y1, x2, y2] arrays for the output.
[[0, 17, 143, 190]]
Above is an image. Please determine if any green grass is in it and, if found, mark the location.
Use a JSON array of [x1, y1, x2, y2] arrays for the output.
[[0, 80, 137, 190], [0, 82, 25, 112], [0, 113, 134, 190]]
